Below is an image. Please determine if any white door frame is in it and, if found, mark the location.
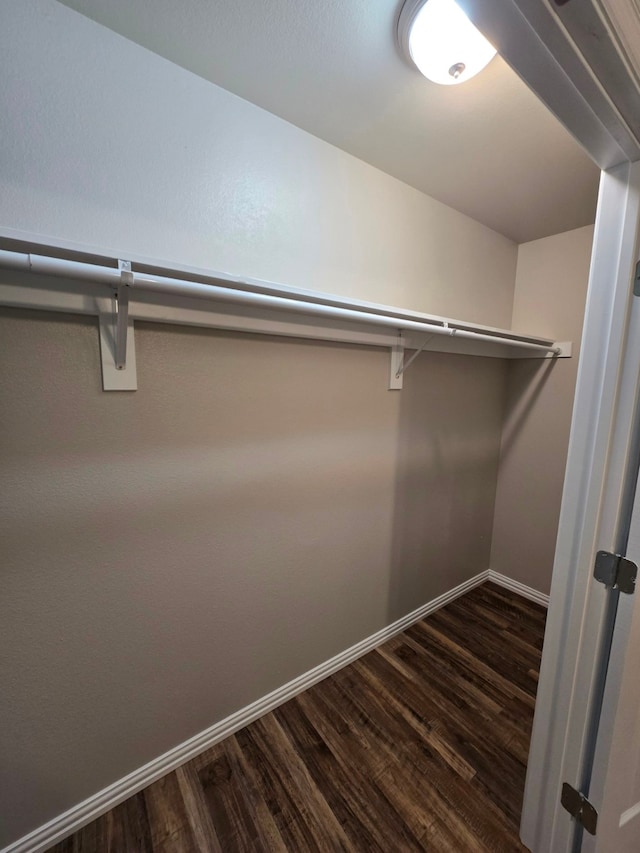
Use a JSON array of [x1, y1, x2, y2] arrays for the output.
[[521, 159, 640, 852], [461, 2, 640, 850]]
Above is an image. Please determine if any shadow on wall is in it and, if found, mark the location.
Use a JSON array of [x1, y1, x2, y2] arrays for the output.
[[489, 352, 581, 594], [386, 350, 509, 624], [498, 359, 555, 464]]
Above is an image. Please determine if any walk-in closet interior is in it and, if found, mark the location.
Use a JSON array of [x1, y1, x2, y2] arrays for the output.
[[0, 1, 603, 850]]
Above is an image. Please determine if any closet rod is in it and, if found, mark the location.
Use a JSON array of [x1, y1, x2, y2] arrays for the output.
[[0, 250, 561, 355]]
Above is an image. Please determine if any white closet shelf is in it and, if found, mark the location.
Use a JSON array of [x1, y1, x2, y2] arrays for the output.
[[0, 233, 571, 392]]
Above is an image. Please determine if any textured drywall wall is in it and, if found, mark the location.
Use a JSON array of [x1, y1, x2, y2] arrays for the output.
[[0, 307, 507, 846], [0, 0, 516, 326], [490, 225, 594, 594]]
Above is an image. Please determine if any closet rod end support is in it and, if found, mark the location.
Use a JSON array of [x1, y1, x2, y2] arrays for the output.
[[549, 341, 572, 358]]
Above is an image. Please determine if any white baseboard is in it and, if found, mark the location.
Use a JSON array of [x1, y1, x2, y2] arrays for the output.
[[487, 570, 550, 608], [3, 570, 490, 853]]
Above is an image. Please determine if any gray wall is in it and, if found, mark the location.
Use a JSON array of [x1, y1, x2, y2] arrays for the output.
[[0, 308, 507, 847], [490, 225, 594, 593]]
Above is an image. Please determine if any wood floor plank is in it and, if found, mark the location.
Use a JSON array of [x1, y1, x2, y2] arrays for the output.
[[362, 643, 530, 830], [452, 596, 543, 658], [234, 716, 353, 851], [394, 632, 509, 715], [308, 667, 519, 853], [407, 618, 537, 707], [174, 764, 223, 853], [349, 661, 526, 852], [143, 772, 192, 848], [475, 585, 546, 636], [274, 696, 419, 852], [198, 737, 286, 852], [60, 793, 153, 853], [424, 608, 540, 693], [297, 680, 441, 846], [351, 655, 477, 782], [47, 583, 545, 852]]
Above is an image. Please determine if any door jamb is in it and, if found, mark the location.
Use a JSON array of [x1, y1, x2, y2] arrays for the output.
[[520, 161, 640, 852]]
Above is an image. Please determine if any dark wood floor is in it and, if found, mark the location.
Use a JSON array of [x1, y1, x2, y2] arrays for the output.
[[49, 582, 545, 852]]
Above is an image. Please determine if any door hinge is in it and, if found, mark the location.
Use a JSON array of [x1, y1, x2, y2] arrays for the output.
[[634, 260, 640, 296], [561, 783, 598, 835], [594, 550, 637, 594]]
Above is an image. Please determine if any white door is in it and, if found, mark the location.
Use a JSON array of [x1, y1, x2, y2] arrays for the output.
[[582, 484, 640, 852]]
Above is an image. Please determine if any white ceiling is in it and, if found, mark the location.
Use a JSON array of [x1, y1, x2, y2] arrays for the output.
[[58, 0, 600, 244]]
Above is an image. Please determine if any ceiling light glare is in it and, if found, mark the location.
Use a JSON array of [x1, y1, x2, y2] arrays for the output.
[[398, 0, 497, 86]]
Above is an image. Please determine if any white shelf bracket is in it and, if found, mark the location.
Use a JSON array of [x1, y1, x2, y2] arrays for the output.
[[98, 260, 137, 391], [389, 333, 404, 390], [390, 330, 439, 389], [395, 332, 437, 380]]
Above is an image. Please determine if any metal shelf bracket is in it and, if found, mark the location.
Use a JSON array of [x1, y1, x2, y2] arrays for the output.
[[389, 330, 439, 389], [389, 333, 404, 389], [98, 260, 138, 391]]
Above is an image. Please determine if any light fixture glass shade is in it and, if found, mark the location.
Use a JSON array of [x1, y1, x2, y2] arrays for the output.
[[402, 0, 497, 86]]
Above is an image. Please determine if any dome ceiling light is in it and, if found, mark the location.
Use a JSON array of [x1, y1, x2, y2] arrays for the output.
[[398, 0, 497, 86]]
